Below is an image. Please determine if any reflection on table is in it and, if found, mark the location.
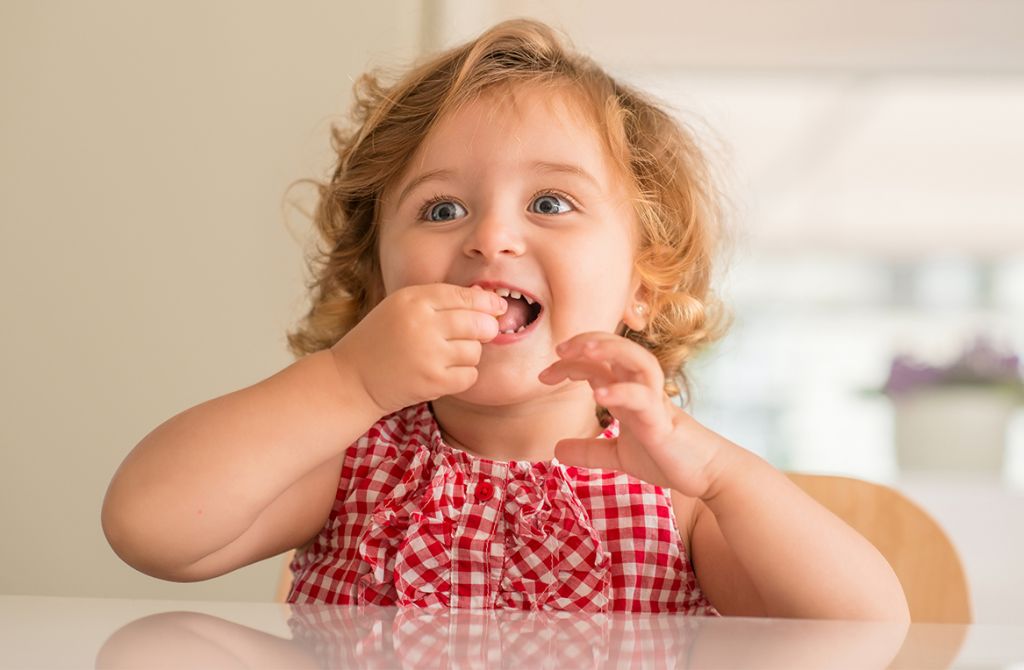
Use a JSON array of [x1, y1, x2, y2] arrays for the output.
[[3, 595, 1022, 669]]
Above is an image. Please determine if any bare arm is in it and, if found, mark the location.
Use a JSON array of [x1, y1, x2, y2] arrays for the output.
[[542, 332, 908, 622], [682, 417, 910, 621], [101, 349, 382, 581], [102, 284, 507, 582]]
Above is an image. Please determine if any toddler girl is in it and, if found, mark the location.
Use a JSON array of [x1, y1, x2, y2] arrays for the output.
[[103, 18, 909, 619]]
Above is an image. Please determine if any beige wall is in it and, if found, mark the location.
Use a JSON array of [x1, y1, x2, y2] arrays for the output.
[[0, 1, 422, 600]]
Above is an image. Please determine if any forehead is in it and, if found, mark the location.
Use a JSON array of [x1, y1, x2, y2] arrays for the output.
[[394, 83, 623, 191], [445, 82, 599, 140]]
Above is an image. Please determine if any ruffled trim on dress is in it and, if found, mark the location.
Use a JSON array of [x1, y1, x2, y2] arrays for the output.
[[355, 403, 612, 610], [496, 462, 611, 610], [356, 428, 461, 606]]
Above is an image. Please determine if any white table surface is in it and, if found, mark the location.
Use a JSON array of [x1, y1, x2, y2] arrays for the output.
[[893, 473, 1024, 626], [2, 595, 1023, 669]]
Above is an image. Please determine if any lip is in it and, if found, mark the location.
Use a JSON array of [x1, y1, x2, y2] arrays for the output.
[[489, 309, 542, 344], [468, 280, 544, 345]]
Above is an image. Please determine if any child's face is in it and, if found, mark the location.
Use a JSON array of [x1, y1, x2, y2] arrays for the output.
[[377, 84, 646, 406]]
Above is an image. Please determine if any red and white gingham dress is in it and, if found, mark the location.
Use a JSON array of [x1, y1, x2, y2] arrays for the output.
[[288, 402, 719, 614]]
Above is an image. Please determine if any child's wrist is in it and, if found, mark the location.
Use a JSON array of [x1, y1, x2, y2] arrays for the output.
[[318, 347, 390, 423], [689, 424, 768, 515], [666, 409, 749, 502]]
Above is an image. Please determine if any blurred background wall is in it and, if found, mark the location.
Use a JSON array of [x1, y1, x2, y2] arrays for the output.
[[2, 0, 1022, 620]]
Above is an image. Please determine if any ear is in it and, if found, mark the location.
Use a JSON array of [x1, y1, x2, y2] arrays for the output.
[[621, 275, 651, 332]]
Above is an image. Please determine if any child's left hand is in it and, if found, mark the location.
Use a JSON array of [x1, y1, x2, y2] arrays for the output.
[[538, 332, 723, 499]]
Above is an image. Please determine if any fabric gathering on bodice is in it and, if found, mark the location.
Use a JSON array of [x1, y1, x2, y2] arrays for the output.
[[288, 402, 719, 614]]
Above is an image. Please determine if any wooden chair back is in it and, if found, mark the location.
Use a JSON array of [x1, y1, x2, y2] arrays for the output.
[[787, 472, 971, 623]]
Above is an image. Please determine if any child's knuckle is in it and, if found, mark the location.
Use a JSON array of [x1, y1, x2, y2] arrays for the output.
[[422, 366, 444, 387], [455, 285, 476, 306]]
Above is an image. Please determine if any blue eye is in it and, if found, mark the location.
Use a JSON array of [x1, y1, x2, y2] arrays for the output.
[[422, 199, 467, 222], [530, 193, 574, 215]]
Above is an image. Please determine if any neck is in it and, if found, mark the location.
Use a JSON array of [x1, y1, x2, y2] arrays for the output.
[[429, 387, 605, 462]]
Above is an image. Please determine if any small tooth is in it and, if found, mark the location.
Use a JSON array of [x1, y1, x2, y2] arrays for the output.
[[495, 287, 511, 297], [509, 290, 522, 300], [523, 294, 534, 305], [501, 329, 516, 334], [514, 324, 526, 333]]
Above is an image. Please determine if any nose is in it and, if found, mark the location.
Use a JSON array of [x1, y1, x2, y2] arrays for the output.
[[461, 206, 526, 260]]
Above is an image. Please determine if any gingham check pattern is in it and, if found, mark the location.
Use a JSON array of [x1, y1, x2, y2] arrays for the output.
[[289, 403, 720, 615], [288, 606, 700, 669]]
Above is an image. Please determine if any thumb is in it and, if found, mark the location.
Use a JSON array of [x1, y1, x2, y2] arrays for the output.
[[554, 437, 622, 471]]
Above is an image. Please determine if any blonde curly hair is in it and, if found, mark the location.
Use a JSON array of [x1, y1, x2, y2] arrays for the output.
[[285, 18, 733, 411]]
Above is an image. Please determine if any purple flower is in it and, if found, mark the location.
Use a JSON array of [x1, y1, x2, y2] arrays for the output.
[[882, 336, 1024, 397]]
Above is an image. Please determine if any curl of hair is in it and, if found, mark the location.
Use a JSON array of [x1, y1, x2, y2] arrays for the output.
[[284, 18, 734, 416]]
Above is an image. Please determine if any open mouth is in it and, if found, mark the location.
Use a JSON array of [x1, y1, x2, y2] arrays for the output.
[[485, 286, 543, 335]]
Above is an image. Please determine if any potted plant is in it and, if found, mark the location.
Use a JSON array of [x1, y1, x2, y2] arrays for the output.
[[882, 336, 1024, 473]]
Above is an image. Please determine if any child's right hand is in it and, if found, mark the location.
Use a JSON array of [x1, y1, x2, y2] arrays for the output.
[[330, 283, 508, 417]]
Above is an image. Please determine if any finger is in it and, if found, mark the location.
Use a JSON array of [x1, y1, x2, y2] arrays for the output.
[[554, 437, 622, 471], [555, 331, 623, 357], [440, 366, 480, 395], [574, 337, 663, 389], [595, 382, 658, 418], [430, 284, 508, 316], [594, 382, 671, 436], [538, 358, 616, 388], [444, 339, 483, 367], [442, 309, 501, 342], [609, 360, 642, 384]]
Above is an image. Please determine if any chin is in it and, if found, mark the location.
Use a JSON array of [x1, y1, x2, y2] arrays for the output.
[[449, 368, 543, 407]]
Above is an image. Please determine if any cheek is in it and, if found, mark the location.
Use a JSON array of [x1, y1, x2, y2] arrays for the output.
[[554, 260, 635, 332], [380, 240, 458, 295], [552, 289, 630, 337], [575, 228, 636, 280]]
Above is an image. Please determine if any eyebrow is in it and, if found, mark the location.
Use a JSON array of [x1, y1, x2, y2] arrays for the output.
[[395, 168, 455, 208], [394, 161, 601, 208], [533, 161, 601, 190]]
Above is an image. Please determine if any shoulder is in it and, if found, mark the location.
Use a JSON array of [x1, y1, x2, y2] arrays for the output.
[[345, 403, 436, 466], [365, 402, 434, 443], [324, 402, 443, 512]]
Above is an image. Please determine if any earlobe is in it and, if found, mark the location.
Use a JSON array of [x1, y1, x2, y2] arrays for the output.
[[622, 277, 651, 331], [623, 301, 648, 331], [617, 271, 651, 332]]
